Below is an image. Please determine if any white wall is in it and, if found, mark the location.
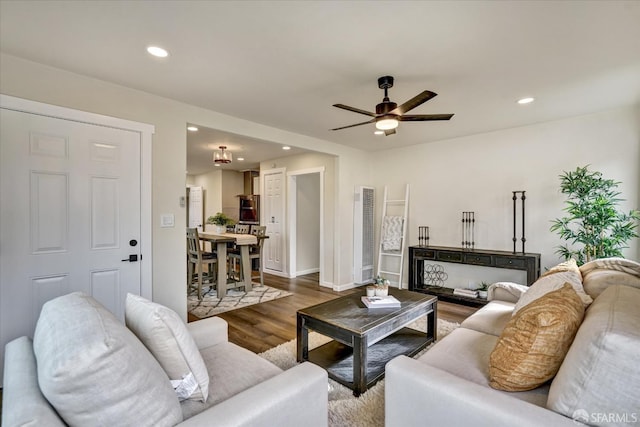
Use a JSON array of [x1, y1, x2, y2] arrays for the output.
[[372, 106, 640, 287], [189, 169, 223, 224], [2, 53, 636, 303], [296, 173, 320, 274], [0, 53, 369, 315], [261, 151, 342, 286], [221, 171, 243, 222]]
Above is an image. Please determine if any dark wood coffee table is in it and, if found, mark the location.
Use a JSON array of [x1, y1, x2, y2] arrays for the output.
[[296, 289, 437, 396]]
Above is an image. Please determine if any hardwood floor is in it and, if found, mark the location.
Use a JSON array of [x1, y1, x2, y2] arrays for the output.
[[189, 272, 478, 354]]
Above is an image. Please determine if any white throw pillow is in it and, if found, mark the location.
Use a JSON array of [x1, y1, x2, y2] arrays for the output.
[[33, 292, 183, 426], [548, 285, 640, 425], [126, 293, 209, 402], [513, 259, 592, 315]]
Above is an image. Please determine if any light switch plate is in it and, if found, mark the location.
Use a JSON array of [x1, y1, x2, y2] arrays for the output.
[[160, 214, 175, 228]]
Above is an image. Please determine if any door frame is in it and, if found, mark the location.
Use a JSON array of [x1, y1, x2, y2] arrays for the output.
[[287, 167, 324, 283], [0, 94, 154, 299]]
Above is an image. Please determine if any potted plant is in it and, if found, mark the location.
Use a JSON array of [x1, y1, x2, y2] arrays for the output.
[[550, 165, 640, 265], [373, 275, 390, 296], [476, 282, 489, 299], [206, 212, 235, 234]]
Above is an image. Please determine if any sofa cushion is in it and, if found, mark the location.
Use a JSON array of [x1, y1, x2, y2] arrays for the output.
[[2, 337, 66, 426], [460, 300, 515, 336], [33, 292, 183, 426], [489, 283, 584, 392], [418, 327, 550, 407], [125, 293, 209, 402], [488, 281, 529, 303], [513, 259, 592, 314], [548, 285, 640, 426], [180, 341, 283, 420], [579, 257, 640, 299]]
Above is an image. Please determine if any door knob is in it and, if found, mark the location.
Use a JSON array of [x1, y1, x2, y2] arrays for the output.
[[122, 254, 138, 262]]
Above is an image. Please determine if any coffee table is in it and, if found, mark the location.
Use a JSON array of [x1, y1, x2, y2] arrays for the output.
[[296, 289, 437, 396]]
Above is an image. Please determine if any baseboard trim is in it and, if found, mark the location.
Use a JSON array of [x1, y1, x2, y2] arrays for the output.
[[296, 267, 320, 276]]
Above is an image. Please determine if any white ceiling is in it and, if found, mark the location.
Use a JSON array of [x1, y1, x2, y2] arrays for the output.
[[185, 125, 317, 174], [2, 1, 639, 173]]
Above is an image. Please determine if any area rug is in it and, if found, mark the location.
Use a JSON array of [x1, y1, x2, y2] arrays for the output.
[[188, 284, 292, 318], [259, 318, 459, 427]]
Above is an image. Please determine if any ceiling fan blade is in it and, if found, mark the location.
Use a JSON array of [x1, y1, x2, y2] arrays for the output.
[[330, 119, 375, 131], [398, 113, 454, 122], [384, 129, 396, 136], [390, 91, 437, 115], [333, 104, 376, 117]]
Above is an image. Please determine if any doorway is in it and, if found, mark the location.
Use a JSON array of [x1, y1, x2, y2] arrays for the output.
[[287, 167, 324, 284]]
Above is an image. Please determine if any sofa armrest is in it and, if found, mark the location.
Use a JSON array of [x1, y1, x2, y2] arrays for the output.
[[488, 281, 529, 303], [186, 316, 228, 349], [385, 356, 581, 427], [178, 362, 328, 427], [2, 337, 66, 427]]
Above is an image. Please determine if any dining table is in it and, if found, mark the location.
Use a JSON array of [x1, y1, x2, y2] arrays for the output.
[[198, 232, 257, 297]]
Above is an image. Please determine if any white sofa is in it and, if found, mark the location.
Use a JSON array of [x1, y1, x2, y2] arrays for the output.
[[386, 258, 640, 427], [2, 292, 328, 427]]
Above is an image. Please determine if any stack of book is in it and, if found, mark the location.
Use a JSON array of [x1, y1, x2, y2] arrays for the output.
[[452, 288, 479, 298], [361, 295, 401, 308]]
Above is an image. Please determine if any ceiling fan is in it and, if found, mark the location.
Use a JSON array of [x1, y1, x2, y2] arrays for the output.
[[331, 76, 454, 136]]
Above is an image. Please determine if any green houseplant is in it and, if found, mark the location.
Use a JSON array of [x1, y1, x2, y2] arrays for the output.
[[550, 165, 640, 265], [206, 212, 235, 233]]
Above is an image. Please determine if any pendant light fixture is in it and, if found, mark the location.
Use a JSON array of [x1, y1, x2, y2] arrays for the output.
[[213, 146, 232, 164]]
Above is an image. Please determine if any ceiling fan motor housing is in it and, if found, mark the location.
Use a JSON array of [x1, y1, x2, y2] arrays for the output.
[[376, 101, 397, 115]]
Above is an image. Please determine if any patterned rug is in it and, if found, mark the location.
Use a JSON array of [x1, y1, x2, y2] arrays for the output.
[[188, 284, 293, 318], [259, 318, 459, 427]]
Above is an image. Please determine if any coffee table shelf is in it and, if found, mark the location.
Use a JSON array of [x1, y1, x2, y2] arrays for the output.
[[308, 327, 431, 390]]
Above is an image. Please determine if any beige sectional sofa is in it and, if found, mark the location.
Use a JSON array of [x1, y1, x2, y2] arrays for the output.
[[386, 257, 640, 427], [2, 292, 328, 427]]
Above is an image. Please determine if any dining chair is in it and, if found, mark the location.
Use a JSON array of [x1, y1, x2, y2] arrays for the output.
[[228, 225, 267, 286], [234, 224, 251, 234], [186, 228, 217, 300]]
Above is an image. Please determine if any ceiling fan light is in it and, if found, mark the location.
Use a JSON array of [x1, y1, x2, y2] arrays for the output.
[[376, 118, 399, 130], [213, 146, 233, 164]]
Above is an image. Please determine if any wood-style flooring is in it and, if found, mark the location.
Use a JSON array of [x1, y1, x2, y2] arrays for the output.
[[188, 272, 478, 354]]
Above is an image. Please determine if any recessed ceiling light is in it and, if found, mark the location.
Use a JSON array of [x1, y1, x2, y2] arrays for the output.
[[237, 157, 245, 161], [187, 126, 198, 132], [374, 130, 384, 135], [282, 146, 291, 150], [517, 97, 535, 105], [147, 46, 169, 58]]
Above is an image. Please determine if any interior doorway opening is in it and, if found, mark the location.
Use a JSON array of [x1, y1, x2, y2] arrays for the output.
[[287, 168, 324, 284]]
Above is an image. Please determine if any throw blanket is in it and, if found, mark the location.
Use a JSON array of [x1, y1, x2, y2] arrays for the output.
[[382, 216, 403, 251], [579, 257, 640, 278]]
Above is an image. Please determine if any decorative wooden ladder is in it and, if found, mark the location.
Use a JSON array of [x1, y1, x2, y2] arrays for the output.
[[376, 184, 409, 289]]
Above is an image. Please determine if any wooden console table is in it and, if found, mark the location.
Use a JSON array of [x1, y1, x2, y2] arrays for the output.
[[408, 245, 541, 307]]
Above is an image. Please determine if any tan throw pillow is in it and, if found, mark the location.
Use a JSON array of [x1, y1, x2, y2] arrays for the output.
[[513, 259, 592, 314], [489, 283, 585, 392], [126, 293, 209, 402]]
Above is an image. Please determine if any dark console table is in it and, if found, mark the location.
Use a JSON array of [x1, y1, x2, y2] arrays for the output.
[[408, 245, 541, 307]]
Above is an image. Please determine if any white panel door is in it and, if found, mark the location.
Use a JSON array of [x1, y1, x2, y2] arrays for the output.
[[188, 186, 204, 231], [263, 170, 284, 272], [0, 109, 142, 365]]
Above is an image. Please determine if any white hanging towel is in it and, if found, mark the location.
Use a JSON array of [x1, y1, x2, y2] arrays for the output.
[[382, 216, 404, 251]]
